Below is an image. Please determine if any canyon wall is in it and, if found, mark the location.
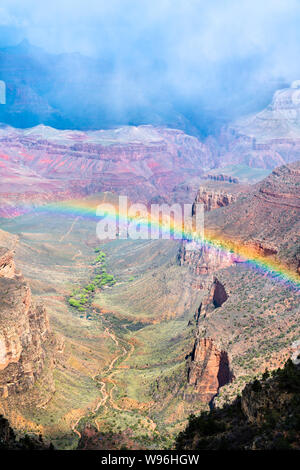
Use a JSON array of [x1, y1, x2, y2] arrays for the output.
[[194, 277, 228, 322], [187, 276, 231, 402], [0, 125, 211, 216], [0, 247, 57, 400], [0, 248, 16, 278], [192, 187, 237, 212], [178, 243, 237, 282], [188, 337, 232, 402]]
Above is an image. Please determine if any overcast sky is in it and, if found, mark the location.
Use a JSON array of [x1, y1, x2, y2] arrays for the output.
[[1, 0, 300, 130]]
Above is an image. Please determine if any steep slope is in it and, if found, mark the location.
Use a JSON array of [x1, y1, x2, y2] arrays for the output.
[[0, 414, 52, 450], [178, 161, 300, 408], [176, 359, 300, 450], [206, 161, 300, 273], [0, 234, 58, 429]]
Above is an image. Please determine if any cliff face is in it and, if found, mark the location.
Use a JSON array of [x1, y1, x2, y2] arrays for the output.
[[205, 161, 300, 273], [188, 338, 232, 402], [179, 161, 299, 409], [187, 277, 231, 402], [0, 247, 56, 399], [194, 277, 228, 322], [178, 242, 238, 281], [0, 248, 16, 278], [192, 187, 237, 212]]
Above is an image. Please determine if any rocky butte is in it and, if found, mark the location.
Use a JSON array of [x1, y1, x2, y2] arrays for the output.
[[0, 83, 299, 450]]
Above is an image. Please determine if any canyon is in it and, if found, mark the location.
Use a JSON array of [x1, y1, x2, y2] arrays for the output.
[[0, 161, 298, 449], [0, 83, 299, 450], [1, 81, 300, 218], [0, 124, 210, 216]]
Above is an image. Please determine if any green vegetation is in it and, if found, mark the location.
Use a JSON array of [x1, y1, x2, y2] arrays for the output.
[[68, 249, 116, 314]]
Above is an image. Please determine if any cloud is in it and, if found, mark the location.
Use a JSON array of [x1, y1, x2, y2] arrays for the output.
[[0, 0, 300, 132]]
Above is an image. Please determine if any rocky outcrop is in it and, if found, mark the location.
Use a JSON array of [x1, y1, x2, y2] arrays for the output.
[[0, 247, 57, 399], [195, 277, 228, 322], [188, 338, 232, 402], [192, 187, 236, 212], [205, 161, 300, 274], [178, 242, 238, 282], [0, 248, 16, 278], [187, 275, 231, 401]]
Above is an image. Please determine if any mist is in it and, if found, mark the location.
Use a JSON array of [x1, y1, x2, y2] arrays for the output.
[[1, 0, 300, 134]]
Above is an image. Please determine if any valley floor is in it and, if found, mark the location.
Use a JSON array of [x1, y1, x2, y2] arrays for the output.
[[0, 191, 299, 450], [0, 207, 205, 449]]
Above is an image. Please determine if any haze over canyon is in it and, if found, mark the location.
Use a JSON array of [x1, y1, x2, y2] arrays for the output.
[[0, 0, 300, 453]]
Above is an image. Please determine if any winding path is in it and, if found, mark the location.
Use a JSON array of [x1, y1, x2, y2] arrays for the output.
[[72, 323, 133, 437]]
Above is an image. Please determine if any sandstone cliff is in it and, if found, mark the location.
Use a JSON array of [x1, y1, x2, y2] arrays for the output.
[[0, 124, 210, 216], [187, 277, 231, 402], [206, 82, 300, 170], [180, 163, 299, 407], [0, 246, 57, 402], [0, 247, 16, 278], [187, 337, 232, 402], [194, 277, 228, 322], [178, 242, 238, 282], [192, 187, 237, 212]]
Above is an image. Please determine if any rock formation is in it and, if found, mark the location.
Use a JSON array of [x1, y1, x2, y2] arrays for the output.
[[192, 187, 237, 212], [0, 248, 16, 278], [194, 277, 228, 322], [187, 277, 231, 402], [206, 82, 300, 170], [0, 246, 57, 400], [205, 161, 300, 274], [188, 338, 232, 402], [178, 242, 238, 282]]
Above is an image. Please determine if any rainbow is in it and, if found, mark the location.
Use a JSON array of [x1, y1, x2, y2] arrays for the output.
[[3, 197, 300, 291]]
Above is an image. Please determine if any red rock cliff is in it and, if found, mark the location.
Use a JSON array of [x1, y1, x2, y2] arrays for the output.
[[0, 247, 57, 399], [188, 337, 232, 402]]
